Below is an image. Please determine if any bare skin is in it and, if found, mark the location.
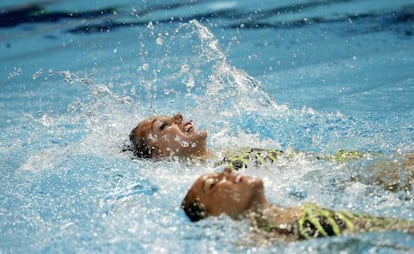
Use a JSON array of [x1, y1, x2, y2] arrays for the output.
[[129, 113, 209, 159], [182, 168, 301, 222], [182, 168, 414, 242], [129, 113, 414, 192]]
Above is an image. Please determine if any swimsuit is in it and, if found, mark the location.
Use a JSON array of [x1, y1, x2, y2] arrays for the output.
[[215, 147, 284, 170], [255, 203, 413, 241], [216, 148, 376, 170]]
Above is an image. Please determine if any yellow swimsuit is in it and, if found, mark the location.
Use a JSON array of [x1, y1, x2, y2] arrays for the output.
[[217, 149, 414, 240], [215, 148, 376, 170], [215, 147, 284, 170], [255, 203, 413, 240]]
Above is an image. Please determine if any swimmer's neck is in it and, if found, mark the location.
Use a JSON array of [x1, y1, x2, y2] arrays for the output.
[[162, 149, 214, 162], [201, 150, 215, 160], [248, 203, 302, 225]]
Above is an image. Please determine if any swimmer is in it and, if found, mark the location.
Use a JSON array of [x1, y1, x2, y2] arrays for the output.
[[129, 112, 313, 162], [128, 113, 385, 164], [129, 113, 209, 159], [128, 113, 414, 191], [181, 168, 414, 242]]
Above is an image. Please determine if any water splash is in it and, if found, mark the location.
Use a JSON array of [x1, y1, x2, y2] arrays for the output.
[[189, 19, 279, 119], [3, 13, 414, 253]]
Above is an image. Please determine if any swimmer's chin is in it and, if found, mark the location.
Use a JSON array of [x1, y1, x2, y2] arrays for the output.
[[246, 178, 265, 198], [197, 130, 207, 139], [250, 178, 264, 190]]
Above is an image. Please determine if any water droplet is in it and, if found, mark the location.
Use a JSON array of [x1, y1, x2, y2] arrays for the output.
[[156, 34, 163, 46]]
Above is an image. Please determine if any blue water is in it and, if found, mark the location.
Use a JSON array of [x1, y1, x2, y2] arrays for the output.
[[1, 0, 414, 253]]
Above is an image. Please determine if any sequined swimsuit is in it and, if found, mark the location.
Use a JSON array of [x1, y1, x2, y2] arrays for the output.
[[255, 203, 413, 241], [215, 148, 372, 170]]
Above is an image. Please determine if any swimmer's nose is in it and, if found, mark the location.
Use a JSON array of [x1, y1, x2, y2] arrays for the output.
[[223, 167, 233, 175], [172, 113, 183, 124]]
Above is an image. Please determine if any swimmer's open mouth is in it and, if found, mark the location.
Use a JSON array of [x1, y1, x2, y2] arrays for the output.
[[234, 174, 243, 184], [183, 121, 193, 134]]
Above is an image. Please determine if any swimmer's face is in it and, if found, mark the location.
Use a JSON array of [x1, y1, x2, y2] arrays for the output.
[[185, 168, 266, 219], [133, 113, 207, 158]]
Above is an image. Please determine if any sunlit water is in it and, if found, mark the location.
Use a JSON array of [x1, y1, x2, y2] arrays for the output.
[[1, 0, 414, 253]]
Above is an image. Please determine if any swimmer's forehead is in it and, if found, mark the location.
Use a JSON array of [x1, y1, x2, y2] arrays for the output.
[[140, 115, 170, 126], [199, 172, 219, 181], [154, 116, 172, 122], [198, 167, 230, 181], [150, 116, 174, 130], [191, 173, 219, 192]]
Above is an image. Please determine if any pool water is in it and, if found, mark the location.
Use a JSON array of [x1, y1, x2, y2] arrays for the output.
[[1, 0, 414, 253]]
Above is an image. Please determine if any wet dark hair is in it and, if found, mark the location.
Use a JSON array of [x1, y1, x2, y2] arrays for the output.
[[181, 197, 208, 222], [130, 135, 153, 158], [129, 123, 155, 158]]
